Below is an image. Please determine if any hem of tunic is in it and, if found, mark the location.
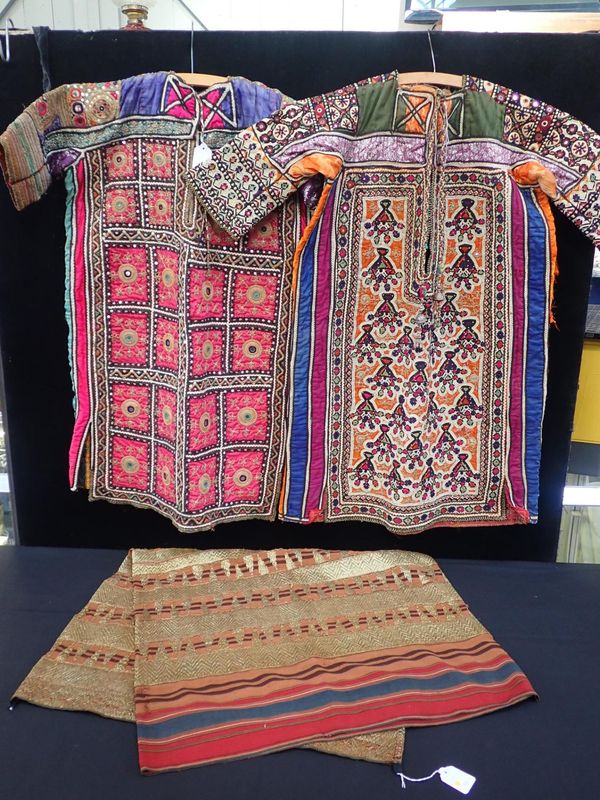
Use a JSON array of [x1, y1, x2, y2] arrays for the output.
[[86, 489, 279, 533]]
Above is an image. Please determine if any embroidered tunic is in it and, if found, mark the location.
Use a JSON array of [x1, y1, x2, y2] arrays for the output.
[[190, 73, 600, 535], [0, 73, 303, 530]]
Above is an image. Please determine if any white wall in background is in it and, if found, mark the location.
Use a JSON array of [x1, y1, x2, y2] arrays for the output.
[[0, 0, 415, 31]]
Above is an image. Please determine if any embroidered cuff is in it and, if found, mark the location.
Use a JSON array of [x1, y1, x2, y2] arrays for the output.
[[186, 129, 297, 240], [555, 178, 600, 248], [0, 114, 51, 210]]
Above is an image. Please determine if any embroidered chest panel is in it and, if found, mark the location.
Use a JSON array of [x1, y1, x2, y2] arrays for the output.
[[325, 166, 510, 531], [79, 138, 298, 529]]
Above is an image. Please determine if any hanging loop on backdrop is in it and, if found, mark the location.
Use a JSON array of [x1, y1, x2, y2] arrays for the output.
[[190, 20, 194, 73], [426, 29, 437, 73], [0, 18, 14, 63]]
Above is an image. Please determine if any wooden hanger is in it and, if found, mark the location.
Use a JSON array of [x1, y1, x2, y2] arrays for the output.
[[397, 31, 463, 89], [397, 71, 463, 89], [176, 72, 227, 88]]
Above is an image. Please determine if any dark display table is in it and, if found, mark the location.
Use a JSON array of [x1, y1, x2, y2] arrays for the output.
[[1, 546, 599, 799]]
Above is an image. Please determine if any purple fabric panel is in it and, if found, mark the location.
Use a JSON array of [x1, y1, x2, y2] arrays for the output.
[[299, 175, 325, 211], [277, 134, 424, 169], [507, 181, 526, 510], [47, 149, 78, 177], [120, 72, 168, 117], [232, 78, 282, 129], [447, 140, 578, 189], [304, 190, 335, 517]]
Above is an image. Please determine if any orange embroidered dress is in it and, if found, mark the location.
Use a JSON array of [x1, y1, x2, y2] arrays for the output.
[[189, 73, 600, 535]]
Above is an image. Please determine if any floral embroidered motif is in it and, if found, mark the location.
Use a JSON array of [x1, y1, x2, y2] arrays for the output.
[[190, 330, 225, 377], [383, 460, 412, 499], [109, 312, 149, 365], [450, 386, 484, 427], [445, 198, 484, 241], [112, 436, 149, 491], [454, 319, 485, 359], [105, 187, 138, 226], [232, 273, 279, 320], [349, 452, 380, 490], [156, 248, 178, 309], [446, 244, 482, 290], [438, 292, 465, 335], [187, 457, 218, 511], [245, 212, 281, 253], [364, 200, 404, 246], [349, 390, 379, 431], [225, 391, 269, 443], [223, 450, 265, 503], [155, 445, 176, 503], [68, 82, 120, 128], [154, 317, 178, 371], [367, 357, 402, 397], [145, 188, 173, 228], [231, 329, 274, 373], [143, 142, 174, 179], [444, 453, 480, 494], [189, 268, 226, 320], [112, 383, 151, 433], [189, 395, 219, 451], [367, 293, 405, 334], [105, 142, 135, 180], [156, 388, 176, 442], [352, 324, 384, 365], [366, 424, 396, 462], [108, 246, 149, 304], [362, 247, 400, 291], [412, 459, 439, 501]]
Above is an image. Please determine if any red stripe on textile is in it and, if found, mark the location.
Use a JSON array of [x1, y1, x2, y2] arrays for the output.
[[305, 187, 334, 517], [68, 160, 91, 488], [507, 179, 526, 510], [138, 674, 535, 771]]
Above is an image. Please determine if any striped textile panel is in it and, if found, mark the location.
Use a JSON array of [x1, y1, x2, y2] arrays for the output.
[[506, 178, 553, 522], [131, 548, 535, 773], [12, 547, 404, 765]]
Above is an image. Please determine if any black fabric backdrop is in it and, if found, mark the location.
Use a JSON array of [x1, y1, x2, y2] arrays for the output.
[[0, 31, 595, 558]]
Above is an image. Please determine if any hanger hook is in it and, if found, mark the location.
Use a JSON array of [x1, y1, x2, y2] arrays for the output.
[[190, 19, 194, 74], [426, 29, 436, 73], [0, 18, 13, 63]]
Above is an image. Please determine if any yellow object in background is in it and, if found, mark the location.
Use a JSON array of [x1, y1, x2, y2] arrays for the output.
[[572, 340, 600, 444]]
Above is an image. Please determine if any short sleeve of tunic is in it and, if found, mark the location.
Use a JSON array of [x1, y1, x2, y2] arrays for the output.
[[466, 77, 600, 246], [187, 80, 367, 239], [0, 80, 122, 209]]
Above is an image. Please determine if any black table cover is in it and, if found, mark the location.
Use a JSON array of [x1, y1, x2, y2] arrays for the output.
[[1, 546, 599, 799]]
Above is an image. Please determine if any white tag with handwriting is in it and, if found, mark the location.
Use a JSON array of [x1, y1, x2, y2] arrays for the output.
[[192, 141, 212, 167], [439, 766, 476, 795]]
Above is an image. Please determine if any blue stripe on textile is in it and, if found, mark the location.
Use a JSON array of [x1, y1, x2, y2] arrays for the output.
[[522, 191, 548, 518], [285, 225, 319, 519], [137, 660, 523, 739]]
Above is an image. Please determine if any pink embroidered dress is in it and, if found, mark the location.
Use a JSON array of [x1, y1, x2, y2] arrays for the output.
[[0, 73, 303, 530]]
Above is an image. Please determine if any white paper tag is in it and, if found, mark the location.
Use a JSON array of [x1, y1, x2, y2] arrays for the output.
[[439, 766, 476, 795], [192, 141, 213, 167]]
